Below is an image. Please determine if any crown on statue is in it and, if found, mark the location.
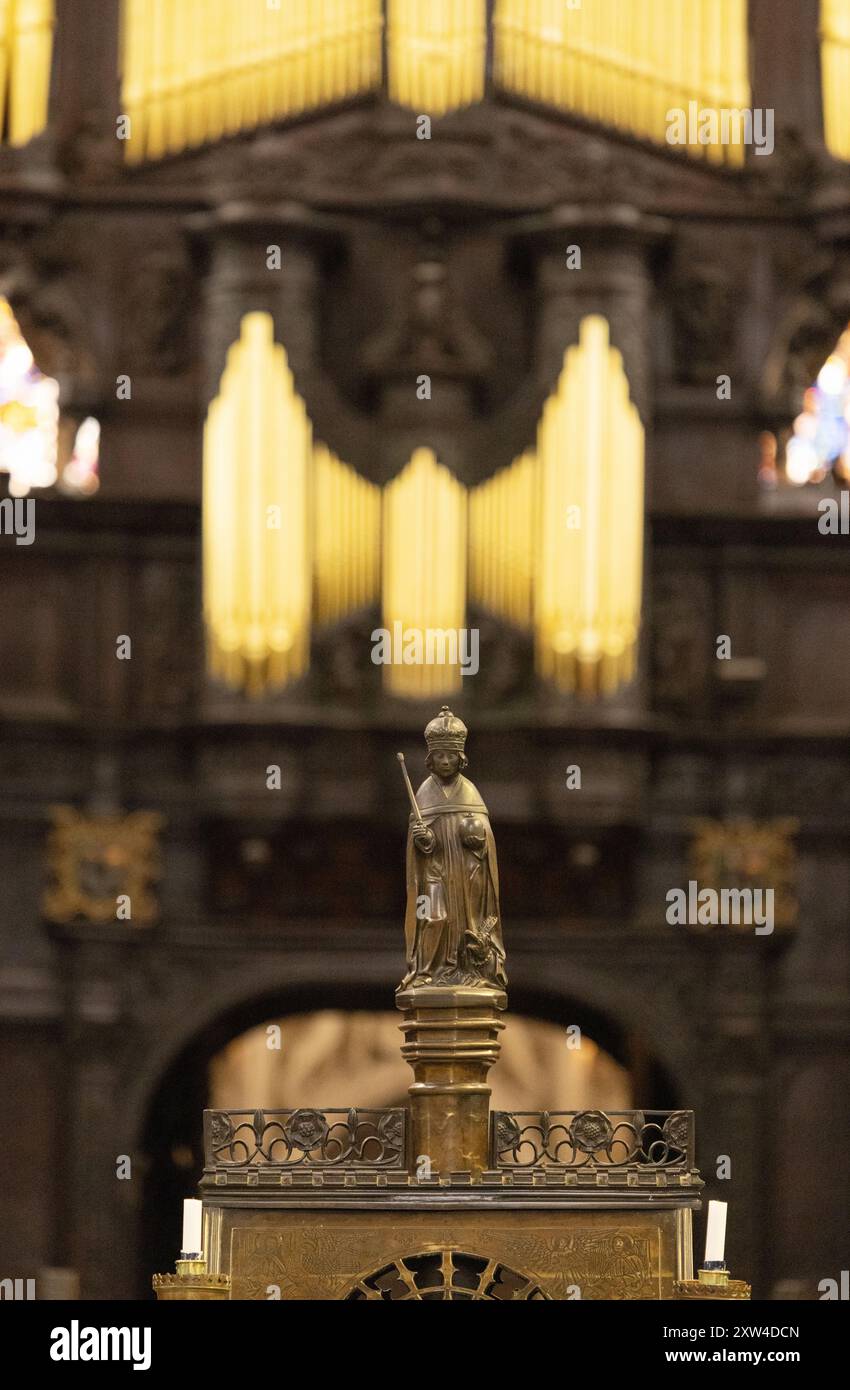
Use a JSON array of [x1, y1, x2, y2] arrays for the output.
[[424, 705, 468, 752]]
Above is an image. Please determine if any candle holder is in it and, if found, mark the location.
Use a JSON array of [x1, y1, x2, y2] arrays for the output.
[[674, 1266, 752, 1299], [152, 1255, 230, 1301]]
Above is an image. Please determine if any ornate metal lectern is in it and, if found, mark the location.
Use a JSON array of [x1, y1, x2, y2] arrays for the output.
[[154, 709, 731, 1301]]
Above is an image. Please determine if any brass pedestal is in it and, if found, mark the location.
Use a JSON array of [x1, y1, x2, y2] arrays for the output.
[[153, 1099, 706, 1300], [396, 984, 506, 1177], [158, 982, 725, 1299], [154, 984, 711, 1300], [199, 1193, 696, 1300]]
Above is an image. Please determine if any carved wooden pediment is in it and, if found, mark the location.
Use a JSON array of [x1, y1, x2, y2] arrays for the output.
[[117, 102, 786, 218]]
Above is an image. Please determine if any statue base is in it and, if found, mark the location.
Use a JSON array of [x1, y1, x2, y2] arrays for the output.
[[396, 984, 507, 1178]]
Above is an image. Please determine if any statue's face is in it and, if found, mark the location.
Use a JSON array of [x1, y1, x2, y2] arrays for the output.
[[432, 749, 460, 780]]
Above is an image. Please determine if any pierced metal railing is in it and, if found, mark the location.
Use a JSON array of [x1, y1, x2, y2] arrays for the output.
[[204, 1107, 405, 1169], [491, 1109, 694, 1170]]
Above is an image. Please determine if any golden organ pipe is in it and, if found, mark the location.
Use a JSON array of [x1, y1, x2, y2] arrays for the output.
[[0, 0, 8, 135], [382, 449, 466, 698], [313, 444, 381, 626], [168, 0, 188, 148], [121, 1, 384, 161], [208, 321, 640, 700], [5, 0, 53, 146], [117, 1, 758, 165], [471, 317, 643, 697], [203, 313, 311, 696], [469, 449, 536, 633], [145, 0, 165, 160], [364, 479, 373, 606], [387, 0, 485, 116], [822, 0, 850, 161], [492, 0, 749, 166]]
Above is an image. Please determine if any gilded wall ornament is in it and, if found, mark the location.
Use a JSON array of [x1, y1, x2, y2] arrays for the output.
[[688, 817, 798, 931], [42, 805, 163, 927]]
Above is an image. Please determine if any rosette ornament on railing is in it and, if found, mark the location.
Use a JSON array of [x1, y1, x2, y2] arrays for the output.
[[492, 1109, 693, 1170], [205, 1107, 405, 1169]]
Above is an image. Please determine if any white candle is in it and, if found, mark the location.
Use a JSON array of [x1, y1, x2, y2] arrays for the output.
[[181, 1199, 203, 1255], [704, 1200, 728, 1265]]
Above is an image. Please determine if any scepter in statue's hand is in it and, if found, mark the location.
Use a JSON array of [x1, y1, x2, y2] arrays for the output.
[[397, 753, 433, 851], [397, 752, 424, 830]]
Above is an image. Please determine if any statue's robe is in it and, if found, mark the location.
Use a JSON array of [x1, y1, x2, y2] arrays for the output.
[[401, 773, 506, 988]]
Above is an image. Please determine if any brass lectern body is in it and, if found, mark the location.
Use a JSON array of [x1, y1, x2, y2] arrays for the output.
[[155, 708, 705, 1301]]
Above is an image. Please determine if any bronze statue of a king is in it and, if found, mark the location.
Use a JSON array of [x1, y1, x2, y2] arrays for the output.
[[398, 706, 507, 991]]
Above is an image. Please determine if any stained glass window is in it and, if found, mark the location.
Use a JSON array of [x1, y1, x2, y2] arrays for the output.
[[0, 297, 99, 497], [0, 297, 59, 495], [783, 324, 850, 486]]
